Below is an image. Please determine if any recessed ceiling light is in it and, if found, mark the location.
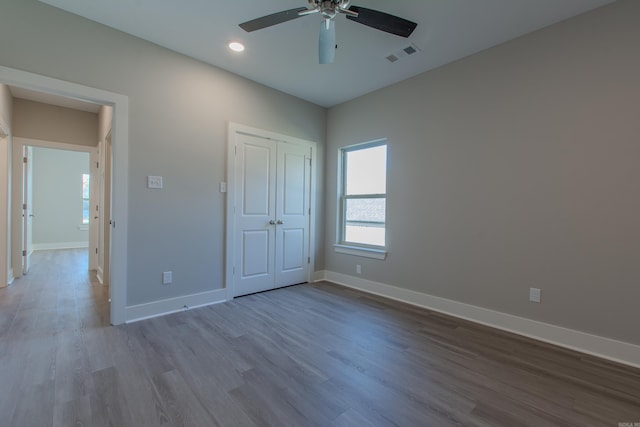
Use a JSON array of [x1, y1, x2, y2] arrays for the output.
[[228, 42, 245, 52]]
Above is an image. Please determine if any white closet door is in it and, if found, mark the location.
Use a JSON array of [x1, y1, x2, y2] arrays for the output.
[[275, 142, 310, 287], [234, 134, 277, 296]]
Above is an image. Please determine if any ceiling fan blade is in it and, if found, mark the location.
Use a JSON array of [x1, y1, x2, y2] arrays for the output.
[[239, 7, 308, 32], [346, 6, 417, 38], [319, 20, 336, 65]]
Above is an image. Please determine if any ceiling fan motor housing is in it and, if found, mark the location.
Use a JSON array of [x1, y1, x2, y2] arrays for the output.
[[307, 0, 354, 19]]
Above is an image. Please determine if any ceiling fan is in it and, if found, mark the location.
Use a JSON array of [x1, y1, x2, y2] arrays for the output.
[[239, 0, 417, 64]]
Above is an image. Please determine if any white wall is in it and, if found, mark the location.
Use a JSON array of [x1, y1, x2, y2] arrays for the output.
[[31, 147, 90, 249], [326, 0, 640, 346], [0, 84, 12, 286], [0, 0, 326, 306]]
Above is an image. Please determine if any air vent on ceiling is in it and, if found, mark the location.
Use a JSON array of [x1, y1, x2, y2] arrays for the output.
[[385, 43, 421, 63]]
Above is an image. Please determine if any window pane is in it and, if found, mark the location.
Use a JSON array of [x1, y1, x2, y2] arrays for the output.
[[346, 198, 385, 223], [345, 198, 385, 246], [345, 145, 386, 195], [83, 199, 90, 224], [82, 173, 90, 199]]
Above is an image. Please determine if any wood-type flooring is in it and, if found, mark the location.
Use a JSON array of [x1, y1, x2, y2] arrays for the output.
[[1, 249, 639, 426]]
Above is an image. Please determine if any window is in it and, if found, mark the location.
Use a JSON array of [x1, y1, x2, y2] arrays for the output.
[[338, 142, 387, 252], [82, 173, 90, 224]]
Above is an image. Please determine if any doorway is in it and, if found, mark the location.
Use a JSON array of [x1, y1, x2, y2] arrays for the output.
[[14, 144, 98, 274], [0, 65, 129, 324], [12, 139, 97, 276], [226, 123, 318, 298]]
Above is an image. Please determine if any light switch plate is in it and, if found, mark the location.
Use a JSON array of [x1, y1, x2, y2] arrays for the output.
[[219, 182, 227, 193], [529, 287, 541, 303], [162, 271, 172, 285], [148, 176, 163, 189]]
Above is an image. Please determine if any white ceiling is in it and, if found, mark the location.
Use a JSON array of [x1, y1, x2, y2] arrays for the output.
[[10, 86, 101, 113], [39, 0, 614, 108]]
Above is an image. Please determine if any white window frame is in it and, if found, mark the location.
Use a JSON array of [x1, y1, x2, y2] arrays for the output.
[[334, 140, 388, 260]]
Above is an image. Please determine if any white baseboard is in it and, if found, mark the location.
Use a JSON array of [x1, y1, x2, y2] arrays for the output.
[[126, 288, 227, 323], [32, 241, 89, 251], [311, 270, 325, 283], [96, 267, 104, 285], [318, 270, 640, 369], [7, 268, 14, 285]]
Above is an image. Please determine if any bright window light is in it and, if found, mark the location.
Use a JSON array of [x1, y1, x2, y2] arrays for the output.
[[339, 142, 388, 248]]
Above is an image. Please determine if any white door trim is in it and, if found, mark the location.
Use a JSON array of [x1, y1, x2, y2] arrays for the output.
[[0, 65, 129, 325], [0, 117, 9, 288], [225, 122, 318, 300]]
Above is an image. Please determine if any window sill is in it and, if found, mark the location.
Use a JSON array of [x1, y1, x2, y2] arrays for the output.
[[333, 244, 387, 260]]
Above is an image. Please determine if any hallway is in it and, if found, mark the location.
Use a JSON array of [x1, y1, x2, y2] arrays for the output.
[[0, 249, 109, 425]]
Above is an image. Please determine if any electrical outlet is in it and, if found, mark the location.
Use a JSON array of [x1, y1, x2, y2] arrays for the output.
[[529, 287, 541, 303], [356, 264, 362, 275], [162, 271, 173, 285]]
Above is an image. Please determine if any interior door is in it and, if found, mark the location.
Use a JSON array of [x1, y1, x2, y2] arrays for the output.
[[275, 142, 310, 287], [103, 133, 112, 290], [234, 134, 277, 296], [23, 146, 33, 274]]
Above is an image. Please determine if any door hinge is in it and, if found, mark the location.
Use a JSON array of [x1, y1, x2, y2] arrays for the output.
[[95, 248, 98, 254], [232, 266, 235, 275], [308, 257, 311, 264], [234, 146, 237, 155], [23, 157, 27, 163], [22, 203, 27, 210], [308, 208, 311, 215], [22, 250, 26, 256], [96, 161, 99, 168]]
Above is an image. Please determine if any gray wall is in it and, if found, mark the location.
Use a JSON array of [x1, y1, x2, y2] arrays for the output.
[[0, 0, 326, 305], [31, 147, 90, 246], [13, 99, 98, 146], [326, 0, 640, 345]]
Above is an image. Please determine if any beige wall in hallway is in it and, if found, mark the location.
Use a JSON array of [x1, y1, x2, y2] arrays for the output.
[[13, 99, 98, 147]]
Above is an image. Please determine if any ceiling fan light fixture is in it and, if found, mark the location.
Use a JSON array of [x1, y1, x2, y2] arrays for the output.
[[228, 41, 245, 52]]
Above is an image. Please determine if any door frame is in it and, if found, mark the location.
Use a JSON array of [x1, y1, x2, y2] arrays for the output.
[[0, 65, 129, 325], [22, 145, 33, 274], [225, 122, 318, 300], [0, 115, 9, 288], [11, 138, 97, 274]]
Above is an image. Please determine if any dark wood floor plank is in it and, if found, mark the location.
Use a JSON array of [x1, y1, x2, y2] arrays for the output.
[[1, 250, 639, 426], [53, 396, 92, 427], [151, 369, 219, 427], [89, 366, 134, 427]]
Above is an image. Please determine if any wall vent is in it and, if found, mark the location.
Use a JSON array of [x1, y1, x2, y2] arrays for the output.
[[385, 43, 421, 63]]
